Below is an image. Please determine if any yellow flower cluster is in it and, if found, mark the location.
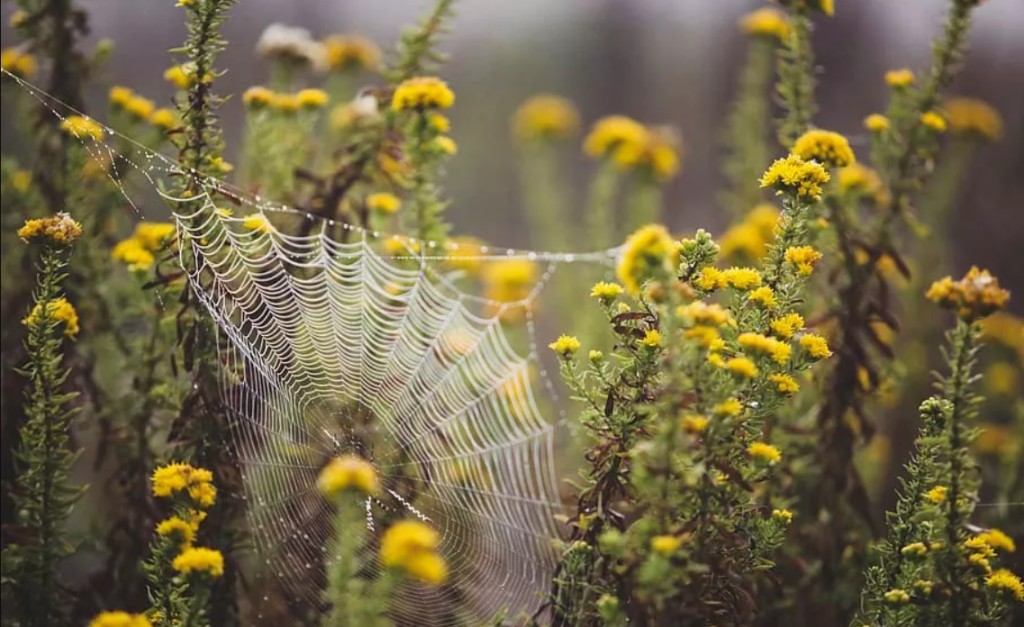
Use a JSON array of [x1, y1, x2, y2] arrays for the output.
[[23, 298, 80, 338], [641, 329, 663, 348], [714, 398, 743, 417], [772, 508, 794, 523], [719, 204, 779, 261], [798, 333, 831, 359], [783, 245, 823, 275], [172, 546, 225, 578], [926, 266, 1011, 321], [680, 413, 709, 434], [109, 86, 158, 121], [695, 267, 764, 292], [18, 213, 83, 245], [792, 129, 855, 169], [739, 8, 790, 41], [163, 63, 209, 90], [759, 154, 830, 201], [738, 332, 791, 364], [433, 135, 458, 155], [726, 356, 759, 378], [549, 335, 582, 357], [391, 76, 455, 111], [318, 455, 379, 497], [943, 97, 1003, 141], [769, 313, 805, 339], [155, 515, 201, 546], [1, 47, 37, 78], [59, 115, 105, 141], [379, 520, 448, 585], [590, 281, 625, 302], [920, 111, 947, 133], [367, 192, 402, 214], [883, 588, 910, 604], [769, 373, 800, 394], [651, 535, 683, 555], [151, 462, 217, 508], [585, 117, 681, 181], [88, 612, 152, 627], [513, 95, 580, 142], [924, 485, 948, 504], [838, 163, 890, 207], [677, 301, 734, 327], [884, 68, 915, 88], [864, 114, 891, 133], [322, 34, 381, 71], [986, 569, 1024, 601], [112, 222, 175, 272], [748, 286, 776, 308], [748, 441, 782, 464], [483, 258, 536, 306], [973, 528, 1017, 554], [617, 224, 677, 295], [443, 236, 486, 276]]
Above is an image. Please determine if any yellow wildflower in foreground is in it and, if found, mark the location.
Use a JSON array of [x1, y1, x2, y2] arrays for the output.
[[243, 214, 274, 234], [738, 332, 791, 364], [784, 245, 823, 275], [884, 68, 915, 88], [18, 213, 83, 245], [616, 224, 676, 295], [926, 267, 1010, 321], [759, 154, 830, 201], [367, 192, 402, 214], [770, 313, 805, 339], [714, 399, 743, 417], [112, 239, 156, 272], [151, 463, 217, 508], [296, 88, 329, 109], [985, 569, 1024, 601], [944, 97, 1003, 141], [641, 330, 663, 348], [134, 222, 176, 250], [726, 356, 759, 379], [322, 34, 381, 70], [379, 520, 448, 585], [549, 335, 581, 357], [651, 535, 683, 555], [59, 115, 105, 141], [864, 114, 891, 133], [975, 529, 1016, 554], [769, 373, 800, 394], [391, 76, 455, 111], [155, 516, 197, 545], [792, 129, 855, 168], [747, 286, 776, 308], [739, 8, 790, 41], [513, 94, 580, 141], [772, 509, 794, 523], [590, 281, 624, 302], [318, 455, 379, 496], [172, 546, 224, 578], [1, 47, 37, 78], [23, 298, 80, 338], [798, 333, 831, 360], [88, 611, 152, 627], [721, 267, 763, 290], [920, 111, 947, 133], [676, 301, 734, 327], [109, 85, 134, 107], [748, 442, 782, 464], [925, 485, 948, 504]]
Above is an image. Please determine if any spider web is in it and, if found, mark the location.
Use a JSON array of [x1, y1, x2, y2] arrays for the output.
[[4, 70, 621, 624]]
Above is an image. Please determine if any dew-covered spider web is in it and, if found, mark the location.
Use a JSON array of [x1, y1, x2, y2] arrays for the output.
[[5, 70, 622, 624]]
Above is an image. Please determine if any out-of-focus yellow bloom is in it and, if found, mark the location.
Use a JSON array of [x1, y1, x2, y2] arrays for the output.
[[124, 95, 155, 120], [379, 520, 447, 585], [322, 34, 381, 71], [584, 115, 646, 158], [884, 589, 910, 604], [838, 163, 890, 207], [739, 8, 790, 41], [18, 213, 82, 245], [23, 298, 80, 338], [150, 108, 178, 130], [798, 333, 831, 360], [109, 86, 134, 107], [134, 222, 176, 250], [11, 169, 32, 192], [975, 423, 1020, 457], [983, 362, 1018, 396], [680, 414, 709, 434], [714, 399, 743, 417], [920, 111, 947, 133], [926, 267, 1010, 321], [759, 154, 830, 201], [676, 301, 734, 327], [391, 76, 455, 111], [428, 112, 450, 133], [769, 373, 800, 394], [88, 612, 152, 627], [512, 95, 580, 142], [433, 136, 458, 155], [242, 214, 273, 234], [792, 129, 855, 168], [616, 224, 676, 295], [367, 192, 401, 214], [925, 485, 948, 504], [318, 455, 379, 496], [172, 547, 224, 578], [884, 69, 915, 88], [719, 204, 779, 261], [770, 313, 805, 339], [444, 236, 486, 276], [270, 92, 301, 113], [164, 63, 197, 90], [772, 509, 794, 523], [738, 332, 791, 364], [59, 115, 105, 141], [943, 97, 1003, 141], [112, 239, 156, 272], [586, 118, 681, 181], [726, 356, 759, 378], [650, 535, 683, 555], [242, 86, 275, 109], [296, 88, 329, 109], [1, 47, 37, 78], [864, 114, 891, 133], [748, 441, 782, 464]]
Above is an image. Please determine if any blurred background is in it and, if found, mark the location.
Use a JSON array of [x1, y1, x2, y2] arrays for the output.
[[4, 0, 1022, 302]]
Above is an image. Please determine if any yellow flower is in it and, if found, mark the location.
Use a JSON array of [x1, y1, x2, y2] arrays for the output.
[[124, 95, 155, 120], [650, 535, 682, 555], [88, 611, 152, 627], [10, 169, 32, 193], [367, 192, 402, 214], [974, 529, 1016, 554], [443, 236, 486, 276], [549, 335, 582, 357], [759, 154, 831, 201], [163, 63, 196, 90], [694, 266, 726, 291], [172, 546, 224, 578], [433, 136, 458, 155], [738, 332, 792, 364], [243, 214, 273, 234], [18, 213, 83, 245], [150, 108, 177, 130], [771, 508, 794, 523], [719, 204, 779, 261], [884, 68, 915, 88], [925, 485, 948, 504], [296, 88, 329, 109], [318, 455, 379, 496], [784, 245, 823, 275], [838, 163, 890, 207], [379, 520, 447, 585], [109, 86, 134, 107], [0, 47, 37, 78], [641, 329, 663, 348], [683, 326, 721, 350], [680, 414, 709, 434], [151, 463, 216, 505], [926, 267, 1010, 321], [920, 111, 947, 132], [156, 516, 197, 545], [748, 441, 782, 464], [242, 86, 275, 109], [322, 34, 381, 71], [770, 313, 805, 339], [616, 224, 676, 295], [588, 350, 604, 363], [188, 481, 217, 508], [747, 286, 776, 308], [864, 113, 891, 133], [134, 222, 176, 250], [608, 125, 682, 181], [943, 97, 1003, 141], [720, 267, 763, 290], [590, 281, 624, 302], [513, 95, 580, 141], [798, 333, 831, 360], [391, 76, 455, 111], [883, 589, 910, 604], [427, 112, 450, 132], [769, 373, 800, 394], [714, 398, 743, 417], [59, 115, 105, 141], [112, 239, 156, 271], [900, 542, 929, 557], [483, 258, 537, 308], [739, 8, 790, 41], [23, 298, 80, 338], [985, 569, 1024, 601], [584, 115, 647, 159], [676, 301, 734, 327], [792, 129, 855, 169], [726, 356, 759, 379]]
